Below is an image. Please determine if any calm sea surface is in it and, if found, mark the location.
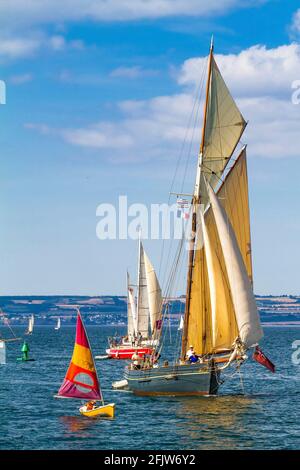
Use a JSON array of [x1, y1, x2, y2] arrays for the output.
[[0, 325, 299, 450]]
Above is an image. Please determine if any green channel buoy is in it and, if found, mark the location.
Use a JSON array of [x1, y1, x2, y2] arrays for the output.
[[17, 340, 35, 362]]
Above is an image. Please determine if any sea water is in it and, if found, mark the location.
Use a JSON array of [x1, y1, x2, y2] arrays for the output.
[[0, 325, 299, 450]]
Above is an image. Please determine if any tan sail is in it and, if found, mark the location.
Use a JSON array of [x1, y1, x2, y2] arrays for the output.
[[186, 232, 213, 355], [144, 251, 162, 335], [199, 55, 246, 204], [217, 147, 253, 283], [202, 147, 252, 350], [206, 180, 263, 348]]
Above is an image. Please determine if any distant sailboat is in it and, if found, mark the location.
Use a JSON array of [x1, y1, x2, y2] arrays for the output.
[[56, 309, 115, 418], [25, 314, 34, 335], [0, 308, 21, 364], [124, 39, 267, 396], [178, 316, 184, 331], [55, 317, 61, 331], [106, 235, 162, 359]]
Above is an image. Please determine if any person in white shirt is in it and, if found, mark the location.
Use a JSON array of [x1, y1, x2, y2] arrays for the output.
[[186, 345, 195, 359]]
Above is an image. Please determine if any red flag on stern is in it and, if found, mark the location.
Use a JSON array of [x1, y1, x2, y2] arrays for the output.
[[252, 346, 275, 373]]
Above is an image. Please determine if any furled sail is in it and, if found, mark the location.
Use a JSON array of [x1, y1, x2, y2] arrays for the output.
[[57, 312, 101, 400], [206, 180, 263, 348], [137, 242, 149, 338], [127, 271, 137, 338], [200, 55, 246, 198], [144, 251, 162, 335]]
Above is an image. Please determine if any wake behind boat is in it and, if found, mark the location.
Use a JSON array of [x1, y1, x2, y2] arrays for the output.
[[106, 235, 162, 360], [123, 39, 274, 397]]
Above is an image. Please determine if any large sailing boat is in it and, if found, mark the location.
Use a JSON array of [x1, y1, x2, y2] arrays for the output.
[[106, 236, 162, 359], [124, 40, 265, 396]]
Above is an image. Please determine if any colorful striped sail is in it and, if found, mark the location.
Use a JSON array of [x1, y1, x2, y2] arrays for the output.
[[57, 312, 101, 400]]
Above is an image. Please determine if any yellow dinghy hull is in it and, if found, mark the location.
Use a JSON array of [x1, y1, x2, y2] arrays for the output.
[[79, 403, 115, 418]]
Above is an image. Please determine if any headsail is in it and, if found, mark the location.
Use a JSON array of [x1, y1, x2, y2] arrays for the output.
[[144, 250, 162, 335], [199, 53, 246, 201], [136, 241, 149, 338], [57, 312, 101, 400], [205, 180, 263, 348], [127, 271, 137, 338]]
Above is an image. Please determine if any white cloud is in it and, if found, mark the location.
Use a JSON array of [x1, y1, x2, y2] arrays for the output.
[[290, 9, 300, 37], [9, 73, 33, 84], [110, 66, 158, 79], [179, 43, 300, 98], [49, 35, 66, 51], [0, 37, 41, 59], [0, 33, 85, 61], [0, 1, 260, 28], [62, 123, 134, 149], [26, 43, 300, 161]]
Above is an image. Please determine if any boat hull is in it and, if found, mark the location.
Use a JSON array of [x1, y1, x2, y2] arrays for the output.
[[106, 346, 154, 360], [124, 363, 220, 396], [79, 403, 115, 418]]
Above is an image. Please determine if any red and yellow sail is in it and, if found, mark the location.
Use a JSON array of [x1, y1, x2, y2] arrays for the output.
[[58, 313, 101, 400]]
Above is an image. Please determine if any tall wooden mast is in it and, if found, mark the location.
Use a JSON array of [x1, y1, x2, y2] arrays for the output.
[[181, 38, 214, 357]]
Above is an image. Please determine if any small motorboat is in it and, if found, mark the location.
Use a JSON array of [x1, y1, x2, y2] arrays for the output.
[[79, 402, 115, 418]]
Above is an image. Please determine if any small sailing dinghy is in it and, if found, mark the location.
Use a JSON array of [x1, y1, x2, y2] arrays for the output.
[[25, 314, 34, 335], [54, 317, 61, 331], [56, 309, 115, 418]]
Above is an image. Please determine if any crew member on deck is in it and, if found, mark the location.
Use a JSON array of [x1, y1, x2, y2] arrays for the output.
[[131, 350, 141, 369], [189, 352, 199, 364], [186, 345, 195, 359]]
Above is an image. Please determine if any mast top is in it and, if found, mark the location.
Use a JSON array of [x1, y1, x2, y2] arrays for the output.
[[210, 35, 214, 52]]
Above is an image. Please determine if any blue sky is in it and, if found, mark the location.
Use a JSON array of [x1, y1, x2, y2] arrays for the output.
[[1, 0, 300, 295]]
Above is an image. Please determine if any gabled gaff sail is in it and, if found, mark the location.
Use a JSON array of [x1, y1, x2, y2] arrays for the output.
[[200, 56, 246, 202], [205, 180, 263, 348]]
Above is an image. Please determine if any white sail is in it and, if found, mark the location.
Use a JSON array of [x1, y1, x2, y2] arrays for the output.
[[0, 340, 6, 365], [127, 272, 137, 337], [144, 250, 162, 335], [27, 315, 34, 334], [55, 317, 61, 330], [206, 180, 263, 348], [136, 241, 149, 338], [178, 315, 184, 331]]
